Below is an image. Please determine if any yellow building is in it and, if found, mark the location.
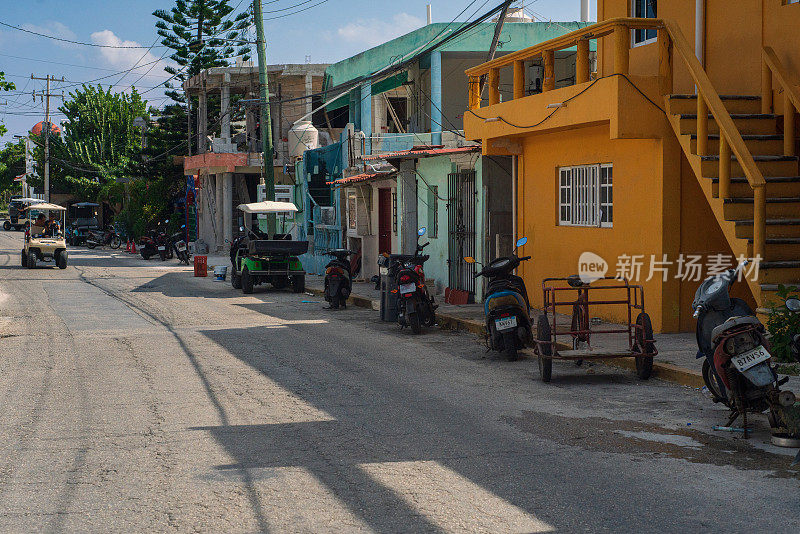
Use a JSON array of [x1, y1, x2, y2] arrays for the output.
[[463, 1, 800, 333]]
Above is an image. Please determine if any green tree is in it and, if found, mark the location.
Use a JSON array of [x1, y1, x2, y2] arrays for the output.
[[36, 85, 148, 203], [154, 0, 250, 102], [0, 139, 25, 200], [0, 71, 16, 137]]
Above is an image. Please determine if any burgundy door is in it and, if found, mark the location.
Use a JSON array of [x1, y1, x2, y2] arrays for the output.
[[378, 188, 392, 254]]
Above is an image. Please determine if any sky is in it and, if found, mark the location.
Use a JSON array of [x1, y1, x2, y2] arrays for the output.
[[0, 0, 593, 143]]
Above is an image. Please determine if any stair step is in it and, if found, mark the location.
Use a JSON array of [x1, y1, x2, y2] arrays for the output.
[[724, 196, 800, 204], [711, 176, 800, 184], [747, 238, 800, 244], [701, 154, 798, 162], [691, 134, 782, 141], [670, 94, 761, 100], [735, 218, 800, 226], [680, 113, 777, 120], [760, 261, 800, 284], [760, 283, 800, 292]]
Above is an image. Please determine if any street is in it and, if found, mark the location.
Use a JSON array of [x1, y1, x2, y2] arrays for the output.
[[0, 229, 798, 533]]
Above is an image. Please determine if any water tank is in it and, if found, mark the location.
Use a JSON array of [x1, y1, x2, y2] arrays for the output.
[[287, 120, 319, 159]]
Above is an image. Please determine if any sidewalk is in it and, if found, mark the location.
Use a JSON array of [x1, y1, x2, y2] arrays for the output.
[[302, 275, 800, 390]]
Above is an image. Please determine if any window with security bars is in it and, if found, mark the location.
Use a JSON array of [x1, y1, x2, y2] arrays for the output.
[[559, 164, 613, 228]]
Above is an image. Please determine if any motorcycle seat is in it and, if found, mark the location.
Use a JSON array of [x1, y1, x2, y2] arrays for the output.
[[710, 316, 764, 344]]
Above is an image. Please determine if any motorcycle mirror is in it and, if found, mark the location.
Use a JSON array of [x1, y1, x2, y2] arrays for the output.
[[239, 226, 244, 232], [463, 256, 475, 264], [786, 297, 800, 312], [165, 219, 169, 223], [515, 236, 528, 248], [418, 227, 427, 236]]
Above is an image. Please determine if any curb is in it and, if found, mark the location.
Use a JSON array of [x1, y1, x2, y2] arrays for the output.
[[306, 287, 705, 389]]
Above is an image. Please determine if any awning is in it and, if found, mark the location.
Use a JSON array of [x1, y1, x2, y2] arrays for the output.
[[361, 145, 480, 162], [327, 171, 397, 186], [23, 202, 66, 211], [237, 201, 298, 214]]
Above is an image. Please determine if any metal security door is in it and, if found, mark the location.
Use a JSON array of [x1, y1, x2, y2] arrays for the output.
[[448, 170, 477, 295]]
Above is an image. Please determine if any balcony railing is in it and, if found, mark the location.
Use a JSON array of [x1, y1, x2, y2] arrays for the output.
[[465, 16, 769, 261]]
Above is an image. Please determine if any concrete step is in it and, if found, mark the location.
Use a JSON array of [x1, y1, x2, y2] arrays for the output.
[[667, 94, 762, 115], [745, 237, 800, 261], [723, 196, 800, 219], [690, 134, 784, 155], [734, 218, 800, 238], [678, 113, 778, 135], [759, 260, 800, 284], [710, 176, 800, 198], [701, 154, 798, 178]]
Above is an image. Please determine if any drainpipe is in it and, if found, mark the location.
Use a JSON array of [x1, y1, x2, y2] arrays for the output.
[[431, 50, 442, 146], [427, 4, 432, 25], [511, 155, 517, 241], [695, 0, 705, 67], [580, 0, 590, 23]]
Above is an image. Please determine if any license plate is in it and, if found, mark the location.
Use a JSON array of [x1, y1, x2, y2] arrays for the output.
[[399, 282, 416, 295], [380, 267, 388, 275], [158, 246, 166, 251], [732, 345, 771, 372], [495, 316, 518, 331], [177, 244, 186, 251]]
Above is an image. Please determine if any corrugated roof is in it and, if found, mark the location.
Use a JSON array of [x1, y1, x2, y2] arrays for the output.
[[327, 171, 397, 186], [361, 145, 480, 161]]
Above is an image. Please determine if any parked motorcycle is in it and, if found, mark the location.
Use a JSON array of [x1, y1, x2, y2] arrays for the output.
[[465, 237, 532, 361], [693, 262, 796, 437], [396, 227, 436, 334], [85, 227, 122, 249], [171, 225, 191, 265], [139, 230, 159, 260], [324, 249, 353, 309], [156, 220, 173, 261]]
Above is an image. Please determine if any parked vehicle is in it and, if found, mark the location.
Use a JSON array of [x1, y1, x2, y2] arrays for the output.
[[395, 227, 436, 334], [230, 201, 308, 294], [324, 249, 353, 309], [139, 230, 159, 260], [171, 225, 191, 265], [85, 226, 122, 249], [154, 221, 173, 261], [465, 237, 531, 361], [66, 202, 101, 245], [693, 263, 796, 437], [20, 202, 68, 269], [5, 197, 43, 231]]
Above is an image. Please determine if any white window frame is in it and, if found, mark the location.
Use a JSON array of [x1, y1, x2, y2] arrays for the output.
[[558, 164, 613, 228], [631, 0, 658, 47]]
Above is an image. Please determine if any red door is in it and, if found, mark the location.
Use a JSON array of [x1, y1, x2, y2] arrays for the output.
[[378, 188, 392, 254]]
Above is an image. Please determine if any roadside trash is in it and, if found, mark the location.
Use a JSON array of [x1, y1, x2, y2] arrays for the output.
[[213, 265, 227, 281], [194, 255, 207, 277], [712, 426, 746, 433], [300, 300, 318, 303], [686, 422, 692, 426]]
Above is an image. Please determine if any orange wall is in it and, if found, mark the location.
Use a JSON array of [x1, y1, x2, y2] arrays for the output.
[[598, 0, 800, 97], [516, 123, 673, 331]]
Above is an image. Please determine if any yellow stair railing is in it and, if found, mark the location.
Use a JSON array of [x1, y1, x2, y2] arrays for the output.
[[762, 46, 800, 157]]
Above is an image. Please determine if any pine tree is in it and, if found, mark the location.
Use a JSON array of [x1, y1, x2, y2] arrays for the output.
[[153, 0, 251, 102]]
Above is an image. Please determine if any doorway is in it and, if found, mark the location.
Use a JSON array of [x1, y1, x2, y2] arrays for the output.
[[448, 170, 477, 295], [378, 187, 392, 254]]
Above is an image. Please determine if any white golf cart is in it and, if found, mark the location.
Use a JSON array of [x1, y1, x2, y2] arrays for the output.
[[21, 202, 68, 269]]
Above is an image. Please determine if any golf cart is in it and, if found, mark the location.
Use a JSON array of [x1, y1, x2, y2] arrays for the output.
[[4, 197, 44, 231], [21, 202, 68, 269], [230, 201, 309, 294], [67, 202, 101, 246]]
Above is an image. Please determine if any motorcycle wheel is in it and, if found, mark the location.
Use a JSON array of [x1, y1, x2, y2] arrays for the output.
[[702, 359, 731, 407], [141, 251, 151, 260], [110, 235, 122, 249], [159, 250, 166, 261], [231, 268, 242, 289], [536, 314, 553, 382], [503, 332, 519, 361], [86, 241, 97, 249], [241, 267, 254, 294], [291, 275, 305, 293], [408, 311, 422, 334], [330, 295, 340, 309]]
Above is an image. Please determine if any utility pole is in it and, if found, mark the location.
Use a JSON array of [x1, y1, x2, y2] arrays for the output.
[[32, 74, 65, 203], [252, 0, 276, 234]]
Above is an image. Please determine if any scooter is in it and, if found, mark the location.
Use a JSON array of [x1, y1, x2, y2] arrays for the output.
[[693, 262, 796, 437], [171, 225, 191, 265], [85, 227, 122, 249], [466, 237, 532, 361], [155, 220, 173, 261], [396, 227, 436, 334], [139, 230, 159, 260], [324, 249, 353, 309]]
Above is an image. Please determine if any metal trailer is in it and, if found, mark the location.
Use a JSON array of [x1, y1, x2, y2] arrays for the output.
[[533, 276, 657, 382]]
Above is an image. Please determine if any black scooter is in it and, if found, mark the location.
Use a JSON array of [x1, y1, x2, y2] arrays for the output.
[[396, 227, 436, 334], [324, 249, 353, 309], [467, 237, 532, 361], [171, 225, 191, 265], [693, 262, 796, 436]]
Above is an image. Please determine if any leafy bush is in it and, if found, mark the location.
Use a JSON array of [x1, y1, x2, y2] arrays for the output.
[[767, 284, 800, 363]]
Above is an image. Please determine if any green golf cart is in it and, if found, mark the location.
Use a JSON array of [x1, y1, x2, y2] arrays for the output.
[[230, 201, 309, 294]]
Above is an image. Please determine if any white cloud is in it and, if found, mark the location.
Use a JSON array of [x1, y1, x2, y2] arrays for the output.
[[90, 30, 172, 91], [21, 21, 79, 49], [337, 13, 425, 49]]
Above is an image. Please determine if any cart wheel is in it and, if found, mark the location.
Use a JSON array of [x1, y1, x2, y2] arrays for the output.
[[231, 268, 242, 289], [634, 312, 655, 380], [536, 315, 553, 382], [21, 249, 26, 267], [27, 252, 36, 269], [4, 221, 11, 231], [571, 297, 589, 367], [56, 251, 67, 269], [241, 266, 254, 294]]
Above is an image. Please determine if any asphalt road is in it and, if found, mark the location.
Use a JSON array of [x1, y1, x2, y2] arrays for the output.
[[0, 230, 798, 533]]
